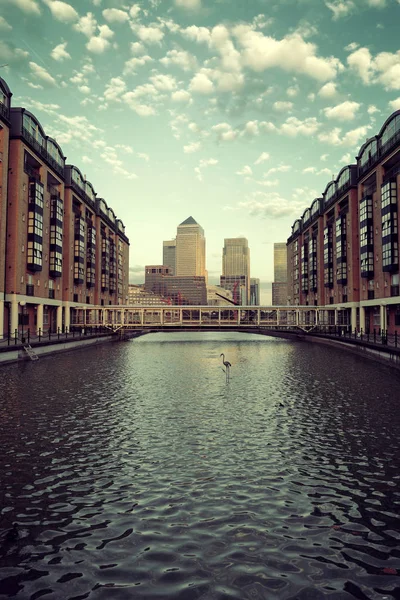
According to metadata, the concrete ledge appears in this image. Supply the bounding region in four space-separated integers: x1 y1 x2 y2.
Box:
302 334 400 370
0 335 115 365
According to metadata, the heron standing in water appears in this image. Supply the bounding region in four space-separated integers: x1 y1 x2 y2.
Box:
220 353 231 382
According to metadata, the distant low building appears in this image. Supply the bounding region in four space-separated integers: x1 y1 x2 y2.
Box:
207 285 234 306
250 278 260 305
128 284 166 305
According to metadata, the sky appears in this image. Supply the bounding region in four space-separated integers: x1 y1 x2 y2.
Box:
1 0 400 300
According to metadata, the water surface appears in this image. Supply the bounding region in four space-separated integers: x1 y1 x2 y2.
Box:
0 332 399 599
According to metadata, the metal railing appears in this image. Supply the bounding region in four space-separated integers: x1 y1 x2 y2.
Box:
0 326 113 349
312 326 399 349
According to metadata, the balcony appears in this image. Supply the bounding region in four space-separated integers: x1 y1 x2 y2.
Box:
0 101 10 121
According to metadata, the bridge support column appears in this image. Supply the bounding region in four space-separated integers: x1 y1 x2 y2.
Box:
359 306 365 332
56 305 63 332
10 295 18 338
276 310 280 326
380 304 387 332
64 302 70 332
36 303 43 335
334 309 338 326
351 306 357 331
256 309 260 326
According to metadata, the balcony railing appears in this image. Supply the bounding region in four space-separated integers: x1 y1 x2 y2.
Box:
381 129 400 157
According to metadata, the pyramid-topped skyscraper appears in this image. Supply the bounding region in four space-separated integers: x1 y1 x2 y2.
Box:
176 216 206 277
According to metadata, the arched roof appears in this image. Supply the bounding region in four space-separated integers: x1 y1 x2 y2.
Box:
356 135 378 161
47 136 66 160
0 76 12 98
378 110 400 138
323 180 336 195
22 109 46 138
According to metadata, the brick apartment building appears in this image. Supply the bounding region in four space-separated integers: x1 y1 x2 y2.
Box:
0 76 129 339
287 111 400 334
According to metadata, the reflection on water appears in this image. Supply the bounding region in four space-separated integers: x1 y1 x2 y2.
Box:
0 332 399 600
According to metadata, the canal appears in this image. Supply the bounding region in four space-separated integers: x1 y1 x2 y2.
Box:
0 332 399 600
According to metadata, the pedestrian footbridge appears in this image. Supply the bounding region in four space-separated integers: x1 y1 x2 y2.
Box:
72 305 339 334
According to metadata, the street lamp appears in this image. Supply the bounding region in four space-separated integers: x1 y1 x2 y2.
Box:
20 301 26 343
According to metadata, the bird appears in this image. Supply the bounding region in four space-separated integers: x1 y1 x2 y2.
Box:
220 353 231 381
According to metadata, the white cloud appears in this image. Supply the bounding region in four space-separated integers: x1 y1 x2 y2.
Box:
171 89 192 102
0 41 28 63
149 73 177 91
181 25 210 44
236 165 253 176
51 42 71 61
320 154 329 161
195 157 218 181
273 100 293 112
339 152 351 163
82 155 93 164
367 105 379 114
3 0 40 14
137 152 149 161
29 61 57 86
389 97 400 111
175 0 201 9
131 42 145 55
280 117 320 137
286 85 299 97
325 1 355 20
318 82 337 98
237 192 306 219
102 8 129 23
78 84 90 94
0 16 12 30
184 141 201 153
160 49 197 71
104 76 126 102
367 0 386 7
264 165 290 177
74 12 97 38
347 47 400 91
212 122 237 141
189 72 214 94
87 24 114 54
323 100 360 121
43 1 78 22
255 152 270 165
347 47 374 84
100 146 137 180
135 25 164 44
318 124 370 147
233 29 343 82
124 55 153 75
129 4 141 19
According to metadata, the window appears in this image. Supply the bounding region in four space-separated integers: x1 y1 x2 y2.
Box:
71 167 84 189
337 167 350 189
359 139 378 168
47 139 64 168
23 114 45 148
381 115 400 152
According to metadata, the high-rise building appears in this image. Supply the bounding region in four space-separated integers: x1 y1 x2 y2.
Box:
250 278 260 305
175 217 205 277
272 243 288 305
163 239 176 275
220 238 250 304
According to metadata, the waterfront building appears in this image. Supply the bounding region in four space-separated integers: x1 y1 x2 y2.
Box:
0 76 129 339
250 278 260 306
175 217 206 277
145 265 206 305
145 265 172 297
163 239 176 275
128 284 166 305
220 238 250 304
287 110 400 334
0 78 11 338
272 243 288 306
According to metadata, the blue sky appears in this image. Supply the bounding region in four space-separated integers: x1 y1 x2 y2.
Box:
1 0 400 298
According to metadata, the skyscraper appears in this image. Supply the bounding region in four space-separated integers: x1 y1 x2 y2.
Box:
272 243 288 305
175 217 206 277
220 238 250 304
250 278 260 305
163 239 176 275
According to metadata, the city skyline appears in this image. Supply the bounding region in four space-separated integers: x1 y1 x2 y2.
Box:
1 0 399 292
